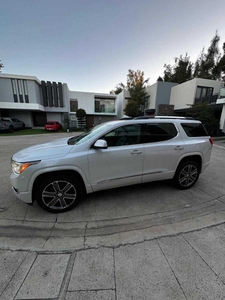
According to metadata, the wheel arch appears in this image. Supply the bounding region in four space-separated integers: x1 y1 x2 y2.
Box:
32 170 86 203
176 155 202 173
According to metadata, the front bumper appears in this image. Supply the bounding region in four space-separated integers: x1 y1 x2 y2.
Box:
11 186 32 203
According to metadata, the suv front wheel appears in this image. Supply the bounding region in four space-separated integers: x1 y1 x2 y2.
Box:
36 175 82 213
174 161 200 189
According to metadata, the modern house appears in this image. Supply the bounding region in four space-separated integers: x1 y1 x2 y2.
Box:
145 81 179 115
0 73 117 128
0 73 224 133
170 78 224 131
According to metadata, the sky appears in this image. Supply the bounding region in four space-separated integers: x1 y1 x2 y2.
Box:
1 0 225 93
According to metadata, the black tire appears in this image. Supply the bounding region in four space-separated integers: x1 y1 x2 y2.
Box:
36 175 82 213
173 161 200 189
8 125 14 133
22 123 25 129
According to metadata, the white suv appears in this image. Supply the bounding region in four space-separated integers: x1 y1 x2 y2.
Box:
10 117 213 213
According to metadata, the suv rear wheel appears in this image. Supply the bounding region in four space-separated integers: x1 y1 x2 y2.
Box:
36 175 82 213
174 161 200 189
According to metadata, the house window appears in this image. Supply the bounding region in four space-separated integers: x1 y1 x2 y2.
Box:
220 87 225 99
195 86 213 104
11 79 29 103
70 100 78 112
94 97 116 113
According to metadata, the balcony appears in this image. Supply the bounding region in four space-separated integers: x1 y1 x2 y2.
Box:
194 93 218 104
94 97 116 114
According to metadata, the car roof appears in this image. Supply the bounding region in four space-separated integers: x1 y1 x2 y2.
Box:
106 117 201 127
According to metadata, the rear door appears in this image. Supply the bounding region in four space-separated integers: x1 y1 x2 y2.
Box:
141 122 186 182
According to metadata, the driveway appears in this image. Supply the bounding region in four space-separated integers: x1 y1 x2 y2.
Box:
0 134 225 300
0 134 224 251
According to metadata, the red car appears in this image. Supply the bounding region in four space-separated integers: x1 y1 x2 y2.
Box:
45 121 62 131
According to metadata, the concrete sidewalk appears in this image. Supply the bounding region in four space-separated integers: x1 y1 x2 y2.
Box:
1 223 225 300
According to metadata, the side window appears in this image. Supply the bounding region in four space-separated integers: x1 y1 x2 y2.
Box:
142 123 177 143
101 125 141 147
181 123 208 137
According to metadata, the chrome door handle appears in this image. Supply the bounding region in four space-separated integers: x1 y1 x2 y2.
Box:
174 146 184 150
131 150 143 155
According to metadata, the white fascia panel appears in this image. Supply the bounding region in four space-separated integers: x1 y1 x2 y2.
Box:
0 102 45 111
0 73 41 85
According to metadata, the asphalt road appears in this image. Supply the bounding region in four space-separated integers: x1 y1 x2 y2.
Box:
0 134 225 300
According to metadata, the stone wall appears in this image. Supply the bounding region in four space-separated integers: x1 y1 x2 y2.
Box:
157 104 174 116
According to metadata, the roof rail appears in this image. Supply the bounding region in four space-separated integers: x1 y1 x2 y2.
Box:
154 116 193 120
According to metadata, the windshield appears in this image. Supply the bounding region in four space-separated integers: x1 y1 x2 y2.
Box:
67 123 112 145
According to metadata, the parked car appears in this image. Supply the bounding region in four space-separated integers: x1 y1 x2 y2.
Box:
45 121 62 131
10 117 213 213
0 117 25 133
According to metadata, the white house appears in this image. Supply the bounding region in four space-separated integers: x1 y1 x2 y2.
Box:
170 78 221 110
0 73 118 128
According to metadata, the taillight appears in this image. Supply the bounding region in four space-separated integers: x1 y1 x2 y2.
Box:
209 137 214 145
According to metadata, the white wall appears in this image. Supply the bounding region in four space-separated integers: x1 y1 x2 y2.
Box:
46 112 63 123
69 90 117 116
170 79 197 109
146 83 157 109
217 98 225 130
170 78 222 110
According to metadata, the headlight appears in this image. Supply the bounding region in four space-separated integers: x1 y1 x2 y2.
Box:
11 160 40 174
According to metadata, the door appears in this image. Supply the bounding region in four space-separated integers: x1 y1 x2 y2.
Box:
141 122 186 182
88 124 144 191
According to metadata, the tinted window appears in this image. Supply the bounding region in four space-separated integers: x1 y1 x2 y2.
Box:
101 125 141 147
181 123 208 137
142 123 177 143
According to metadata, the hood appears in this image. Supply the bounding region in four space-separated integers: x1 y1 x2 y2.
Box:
12 137 73 162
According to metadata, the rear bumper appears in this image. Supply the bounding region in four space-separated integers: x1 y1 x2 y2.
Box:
201 161 210 173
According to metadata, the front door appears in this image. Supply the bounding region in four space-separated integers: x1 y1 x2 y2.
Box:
88 124 143 191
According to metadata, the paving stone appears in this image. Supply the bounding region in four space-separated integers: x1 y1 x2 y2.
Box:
158 235 225 300
0 252 37 300
0 250 27 296
184 226 225 282
68 248 114 291
66 290 116 300
16 253 70 299
114 240 186 300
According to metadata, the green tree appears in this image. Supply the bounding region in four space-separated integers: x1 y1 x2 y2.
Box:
194 32 221 79
163 54 193 83
0 60 4 72
216 42 225 81
76 108 86 118
124 69 149 117
186 102 219 135
110 82 125 94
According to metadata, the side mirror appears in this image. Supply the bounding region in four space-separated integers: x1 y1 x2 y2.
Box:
93 139 108 149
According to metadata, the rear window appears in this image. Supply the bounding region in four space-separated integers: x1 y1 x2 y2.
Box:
46 122 55 125
181 123 208 137
142 123 177 143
